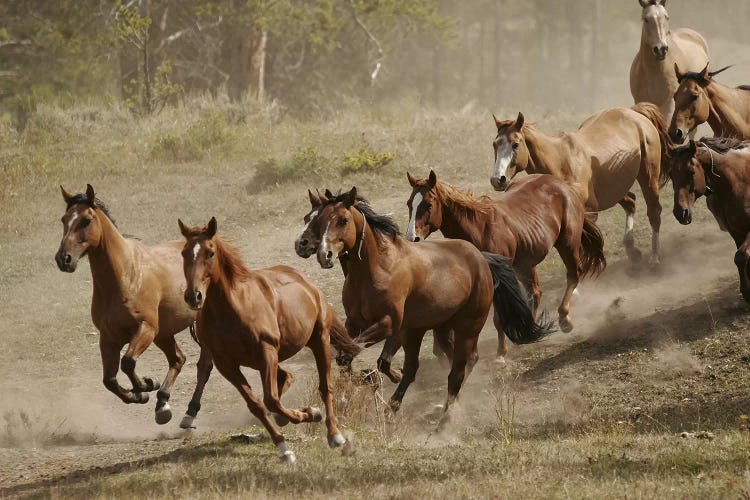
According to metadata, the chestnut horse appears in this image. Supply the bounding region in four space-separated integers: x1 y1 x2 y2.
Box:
490 103 672 266
55 185 196 425
406 171 605 337
630 0 709 120
670 64 750 143
303 188 554 418
179 217 359 463
668 138 750 301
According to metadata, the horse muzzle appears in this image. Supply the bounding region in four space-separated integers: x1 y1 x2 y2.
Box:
55 250 78 273
673 207 692 225
317 249 335 269
670 127 687 144
490 175 509 192
294 238 316 258
652 44 668 60
184 289 204 310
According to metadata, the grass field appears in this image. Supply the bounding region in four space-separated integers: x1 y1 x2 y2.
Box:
2 97 750 499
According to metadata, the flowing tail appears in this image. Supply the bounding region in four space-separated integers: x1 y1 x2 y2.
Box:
579 217 607 279
632 102 675 185
329 314 363 366
483 252 555 344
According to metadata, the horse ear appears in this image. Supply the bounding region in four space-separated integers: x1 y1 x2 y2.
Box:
178 219 190 238
324 188 334 199
427 170 437 189
308 189 321 207
514 112 525 131
206 217 217 238
639 0 649 8
700 63 710 81
492 113 501 129
85 184 96 204
60 185 74 204
674 63 685 82
345 187 357 207
407 171 417 187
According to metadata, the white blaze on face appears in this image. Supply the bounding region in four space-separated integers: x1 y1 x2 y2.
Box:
406 192 423 241
66 210 79 232
192 243 200 261
303 210 318 232
318 219 333 258
493 136 514 181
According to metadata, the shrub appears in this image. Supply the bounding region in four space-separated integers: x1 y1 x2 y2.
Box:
340 147 396 174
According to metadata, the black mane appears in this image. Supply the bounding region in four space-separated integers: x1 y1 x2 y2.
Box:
66 193 117 227
678 65 733 84
699 136 750 154
326 192 401 241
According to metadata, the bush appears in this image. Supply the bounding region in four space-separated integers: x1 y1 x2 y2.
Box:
340 147 396 174
250 146 332 192
150 111 232 163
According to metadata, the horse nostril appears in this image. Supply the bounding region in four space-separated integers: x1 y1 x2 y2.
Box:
300 239 308 246
195 291 202 303
64 254 72 265
414 237 421 242
499 176 506 184
184 290 190 303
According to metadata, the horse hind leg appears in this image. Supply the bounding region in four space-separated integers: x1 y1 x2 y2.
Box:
619 191 642 264
152 335 186 425
637 165 663 266
309 324 345 448
554 241 581 333
180 347 213 429
734 233 750 302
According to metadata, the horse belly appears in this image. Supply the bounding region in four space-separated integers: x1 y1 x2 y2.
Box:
590 149 641 210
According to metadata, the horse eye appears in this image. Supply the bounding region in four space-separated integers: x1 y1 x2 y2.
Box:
512 142 519 150
424 202 432 209
79 218 92 228
338 218 348 227
206 250 215 258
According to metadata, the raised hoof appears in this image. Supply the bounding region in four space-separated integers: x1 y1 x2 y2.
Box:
179 414 196 429
134 392 150 404
279 451 297 464
386 369 403 384
143 377 161 392
308 407 323 423
559 317 573 333
155 403 172 425
389 399 401 413
273 413 290 427
328 433 346 448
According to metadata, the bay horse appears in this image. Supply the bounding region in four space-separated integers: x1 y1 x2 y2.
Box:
670 64 750 143
630 0 709 120
668 138 750 301
303 188 554 419
55 185 197 425
295 189 415 382
406 170 605 338
179 217 359 463
490 103 672 266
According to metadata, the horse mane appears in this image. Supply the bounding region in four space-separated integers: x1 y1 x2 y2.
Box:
65 193 117 227
213 237 253 286
678 65 733 85
434 180 494 221
698 136 750 154
737 85 750 92
326 192 401 241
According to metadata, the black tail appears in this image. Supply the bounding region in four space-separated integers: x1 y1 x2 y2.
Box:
579 217 607 279
329 314 363 366
483 252 555 344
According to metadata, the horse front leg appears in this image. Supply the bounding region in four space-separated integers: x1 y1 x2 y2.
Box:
152 335 186 425
734 232 750 302
99 336 148 404
389 328 426 412
180 347 213 429
377 336 403 383
619 191 642 264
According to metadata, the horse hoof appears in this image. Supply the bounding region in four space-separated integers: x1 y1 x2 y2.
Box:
328 433 346 448
273 413 290 427
389 399 401 413
559 317 573 333
308 407 323 422
387 369 403 384
155 403 172 425
135 392 150 404
179 414 196 429
279 451 297 465
494 356 507 365
143 377 161 392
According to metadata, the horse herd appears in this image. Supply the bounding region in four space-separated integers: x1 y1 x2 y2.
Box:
53 0 750 464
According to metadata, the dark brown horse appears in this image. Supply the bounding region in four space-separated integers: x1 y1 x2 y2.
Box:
668 138 750 301
179 217 359 463
406 171 605 339
301 188 554 419
670 64 750 143
55 185 197 425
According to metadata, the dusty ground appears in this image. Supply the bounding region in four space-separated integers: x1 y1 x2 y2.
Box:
2 104 750 498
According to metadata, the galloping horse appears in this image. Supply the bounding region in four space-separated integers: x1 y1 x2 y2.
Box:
630 0 709 120
670 64 750 143
55 185 196 425
296 189 418 381
303 188 554 418
668 138 750 301
490 103 672 266
406 171 605 336
179 217 358 463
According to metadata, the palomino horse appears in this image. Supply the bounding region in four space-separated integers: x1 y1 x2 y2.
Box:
55 185 196 425
490 103 672 266
406 170 606 338
296 189 423 381
670 64 750 143
304 188 554 418
179 217 359 463
668 138 750 301
630 0 709 120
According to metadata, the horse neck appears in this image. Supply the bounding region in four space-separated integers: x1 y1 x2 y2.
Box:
523 126 566 178
204 245 252 317
346 209 394 280
705 82 750 137
87 214 136 296
437 193 490 246
698 147 732 197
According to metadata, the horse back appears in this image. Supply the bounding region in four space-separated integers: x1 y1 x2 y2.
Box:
671 28 709 66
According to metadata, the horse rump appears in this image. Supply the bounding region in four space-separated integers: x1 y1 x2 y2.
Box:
482 252 556 344
579 217 607 279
